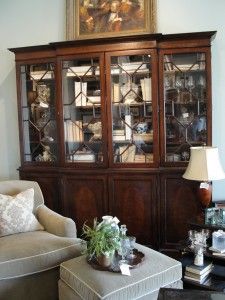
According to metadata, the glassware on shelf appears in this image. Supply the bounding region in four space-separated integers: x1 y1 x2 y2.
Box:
197 75 206 88
174 76 183 102
164 76 172 89
186 75 194 102
186 75 194 90
196 75 206 100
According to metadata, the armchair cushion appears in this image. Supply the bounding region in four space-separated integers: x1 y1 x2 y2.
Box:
0 188 44 237
0 231 84 280
36 205 77 238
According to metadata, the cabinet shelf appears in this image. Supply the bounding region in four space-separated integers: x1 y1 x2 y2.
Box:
113 140 153 145
26 78 54 82
166 141 205 146
165 100 206 106
29 141 57 144
164 69 205 75
71 141 102 145
66 73 100 79
74 104 101 109
111 70 151 76
189 220 225 231
112 101 152 107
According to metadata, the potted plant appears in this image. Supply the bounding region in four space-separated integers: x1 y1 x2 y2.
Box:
82 217 120 267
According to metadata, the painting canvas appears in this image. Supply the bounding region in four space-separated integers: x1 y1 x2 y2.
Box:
66 0 156 40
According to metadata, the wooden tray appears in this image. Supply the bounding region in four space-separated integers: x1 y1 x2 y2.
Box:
87 249 145 273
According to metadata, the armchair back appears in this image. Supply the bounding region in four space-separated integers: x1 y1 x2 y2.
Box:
0 180 44 213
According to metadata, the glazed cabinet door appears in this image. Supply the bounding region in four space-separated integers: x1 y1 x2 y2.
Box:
105 49 159 167
18 61 58 164
109 174 158 248
62 175 107 236
159 48 212 165
159 172 200 256
61 53 107 167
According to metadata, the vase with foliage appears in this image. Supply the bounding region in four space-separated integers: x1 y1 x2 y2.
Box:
82 217 120 267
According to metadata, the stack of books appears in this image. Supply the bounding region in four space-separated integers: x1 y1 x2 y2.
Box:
113 129 125 142
64 120 83 143
74 82 87 106
140 77 152 102
72 151 95 162
67 66 93 77
174 64 199 71
184 260 213 284
134 153 153 163
30 70 53 80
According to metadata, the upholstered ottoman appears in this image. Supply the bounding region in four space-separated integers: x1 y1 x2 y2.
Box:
58 244 183 300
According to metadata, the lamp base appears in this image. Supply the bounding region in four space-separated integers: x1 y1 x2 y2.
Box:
197 181 212 209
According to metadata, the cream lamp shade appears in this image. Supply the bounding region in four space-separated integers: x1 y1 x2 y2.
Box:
183 146 225 181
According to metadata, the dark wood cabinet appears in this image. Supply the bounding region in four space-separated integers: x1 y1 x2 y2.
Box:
62 174 107 235
10 31 216 255
109 173 158 247
20 171 61 212
159 172 201 255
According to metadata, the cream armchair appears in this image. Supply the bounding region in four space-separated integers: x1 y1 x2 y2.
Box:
0 180 84 300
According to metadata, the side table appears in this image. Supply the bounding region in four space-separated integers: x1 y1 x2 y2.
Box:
181 253 225 292
158 288 225 299
179 219 225 292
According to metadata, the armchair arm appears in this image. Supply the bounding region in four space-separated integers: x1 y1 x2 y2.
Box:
36 205 77 238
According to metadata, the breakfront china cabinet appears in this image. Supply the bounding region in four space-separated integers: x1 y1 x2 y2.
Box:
10 31 216 256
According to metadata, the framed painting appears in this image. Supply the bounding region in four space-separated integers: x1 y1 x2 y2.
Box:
66 0 156 40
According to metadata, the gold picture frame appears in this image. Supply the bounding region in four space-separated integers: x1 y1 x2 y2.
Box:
66 0 156 40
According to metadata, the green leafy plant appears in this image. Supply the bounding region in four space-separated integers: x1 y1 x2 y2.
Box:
82 218 120 259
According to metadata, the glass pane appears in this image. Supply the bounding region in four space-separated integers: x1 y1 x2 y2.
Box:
20 63 57 162
62 57 103 163
110 54 153 164
164 52 207 162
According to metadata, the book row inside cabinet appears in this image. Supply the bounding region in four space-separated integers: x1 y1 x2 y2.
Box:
10 31 216 256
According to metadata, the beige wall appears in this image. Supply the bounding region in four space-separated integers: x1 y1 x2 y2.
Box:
0 0 225 199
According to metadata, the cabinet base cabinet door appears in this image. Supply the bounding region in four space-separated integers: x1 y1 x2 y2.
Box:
20 173 61 213
160 174 201 254
109 175 158 248
62 176 107 236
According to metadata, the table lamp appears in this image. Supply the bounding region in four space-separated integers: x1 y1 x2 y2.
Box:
183 146 225 209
